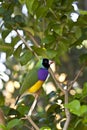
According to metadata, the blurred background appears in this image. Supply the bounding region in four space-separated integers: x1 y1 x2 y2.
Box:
0 0 87 130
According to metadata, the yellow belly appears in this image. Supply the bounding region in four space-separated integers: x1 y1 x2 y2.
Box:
28 80 44 93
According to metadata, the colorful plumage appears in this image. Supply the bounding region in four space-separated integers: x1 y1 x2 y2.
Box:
15 58 53 105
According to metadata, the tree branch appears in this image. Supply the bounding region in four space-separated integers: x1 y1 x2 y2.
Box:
49 68 65 93
63 64 85 130
25 30 41 48
21 116 40 130
68 64 85 91
24 124 34 130
63 90 70 130
15 30 39 60
26 116 40 130
28 94 38 116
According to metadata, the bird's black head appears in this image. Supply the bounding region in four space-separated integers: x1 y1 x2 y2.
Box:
42 58 50 69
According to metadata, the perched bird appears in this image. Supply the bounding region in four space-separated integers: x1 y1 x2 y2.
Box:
15 58 53 105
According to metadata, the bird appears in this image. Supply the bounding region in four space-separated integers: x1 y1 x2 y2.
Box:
15 58 53 105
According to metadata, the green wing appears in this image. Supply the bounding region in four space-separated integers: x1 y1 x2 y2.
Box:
19 60 42 95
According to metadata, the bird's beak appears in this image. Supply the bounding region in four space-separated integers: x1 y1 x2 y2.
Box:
49 60 54 65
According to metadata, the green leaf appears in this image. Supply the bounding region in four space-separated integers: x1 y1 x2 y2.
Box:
2 30 11 40
66 100 80 111
79 82 87 100
65 100 81 116
14 15 25 26
0 124 7 130
36 6 48 19
42 35 55 44
40 126 51 130
75 28 82 39
79 10 87 15
57 41 68 56
26 0 35 15
53 24 64 36
33 47 47 57
82 82 87 97
83 115 87 124
71 26 82 39
74 119 82 128
35 0 53 19
46 49 57 59
33 47 57 58
79 53 87 64
17 105 29 115
7 119 22 129
23 27 34 36
0 7 6 16
19 0 25 4
11 36 20 47
80 105 87 115
2 106 10 116
46 0 54 8
0 92 5 106
13 44 22 58
65 100 87 116
47 104 61 114
32 0 39 13
0 42 13 53
19 50 32 65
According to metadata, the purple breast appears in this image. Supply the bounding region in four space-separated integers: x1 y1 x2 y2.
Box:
38 68 49 81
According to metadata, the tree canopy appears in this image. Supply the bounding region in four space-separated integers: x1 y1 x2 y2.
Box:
0 0 87 130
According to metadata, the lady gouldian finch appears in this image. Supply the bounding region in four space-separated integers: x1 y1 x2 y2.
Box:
15 58 53 105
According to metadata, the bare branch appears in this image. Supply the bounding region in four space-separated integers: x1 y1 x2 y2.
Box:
25 31 41 48
24 124 34 130
28 94 38 116
63 90 70 130
21 116 39 130
49 68 65 93
15 30 39 60
26 116 40 130
68 64 85 91
63 64 85 130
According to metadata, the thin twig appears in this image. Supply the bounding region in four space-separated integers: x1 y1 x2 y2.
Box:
63 64 85 130
24 124 34 130
15 30 39 60
28 94 38 116
49 68 65 93
49 8 58 19
21 116 38 130
63 90 70 130
68 64 85 91
44 0 46 6
26 116 40 130
25 31 41 48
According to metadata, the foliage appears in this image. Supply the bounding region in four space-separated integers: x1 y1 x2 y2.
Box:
0 0 87 130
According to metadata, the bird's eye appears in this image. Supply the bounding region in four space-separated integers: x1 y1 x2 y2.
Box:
43 58 49 65
44 60 48 64
45 60 47 63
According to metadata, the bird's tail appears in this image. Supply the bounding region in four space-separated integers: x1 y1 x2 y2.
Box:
15 95 21 106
